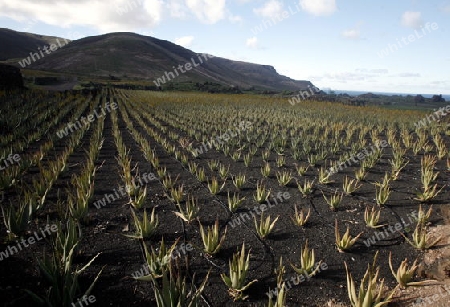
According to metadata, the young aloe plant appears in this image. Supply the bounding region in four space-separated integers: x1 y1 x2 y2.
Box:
156 166 167 179
290 240 322 277
291 205 311 227
188 161 198 174
162 174 178 190
221 243 258 301
26 227 103 307
345 262 396 307
134 239 178 280
402 223 441 250
218 163 230 180
195 167 207 183
276 170 292 186
414 184 444 202
130 186 147 209
1 201 32 240
243 152 252 167
207 159 220 171
364 206 384 229
388 252 437 289
322 191 343 211
207 177 226 195
173 196 200 223
276 155 286 167
199 219 227 256
127 207 158 239
342 176 361 195
227 191 245 213
267 283 287 307
335 220 363 253
151 264 209 307
318 167 333 184
254 212 279 239
254 181 271 203
293 163 309 176
297 179 314 197
274 257 286 289
232 173 246 190
261 162 271 178
354 166 367 181
415 204 433 225
169 185 184 204
375 183 391 206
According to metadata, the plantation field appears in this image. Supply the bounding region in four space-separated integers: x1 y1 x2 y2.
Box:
0 89 449 307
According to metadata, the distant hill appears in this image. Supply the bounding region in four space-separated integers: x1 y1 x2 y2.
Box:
1 29 315 92
0 28 67 61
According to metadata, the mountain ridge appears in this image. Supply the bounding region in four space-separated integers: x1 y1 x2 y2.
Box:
0 29 316 92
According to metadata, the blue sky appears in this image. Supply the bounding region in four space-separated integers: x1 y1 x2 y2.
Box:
1 0 449 94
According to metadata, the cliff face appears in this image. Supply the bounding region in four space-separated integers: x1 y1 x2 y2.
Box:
0 64 24 89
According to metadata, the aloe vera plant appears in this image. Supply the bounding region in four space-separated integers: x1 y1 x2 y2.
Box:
150 263 209 307
402 222 441 250
291 205 311 227
345 261 396 307
290 240 322 277
297 179 314 197
254 212 279 239
134 239 178 280
173 196 200 223
254 181 271 203
335 220 363 252
364 206 384 229
130 186 147 209
267 283 287 307
207 177 226 195
227 191 245 213
388 252 437 288
342 176 361 195
199 219 227 255
126 207 158 239
232 173 246 190
322 191 343 211
261 162 271 178
221 243 258 300
26 226 103 307
1 201 32 240
169 185 184 204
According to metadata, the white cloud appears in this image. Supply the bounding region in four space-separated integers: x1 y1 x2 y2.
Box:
253 0 283 19
313 69 390 83
175 35 194 47
167 0 188 18
186 0 226 24
229 14 243 24
342 29 360 40
299 0 336 16
325 72 365 81
430 80 447 85
0 0 243 33
246 36 259 49
397 73 421 77
143 0 164 24
401 11 423 29
0 0 164 32
356 69 388 74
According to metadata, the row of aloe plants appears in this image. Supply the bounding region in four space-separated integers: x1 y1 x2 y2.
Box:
1 95 99 240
